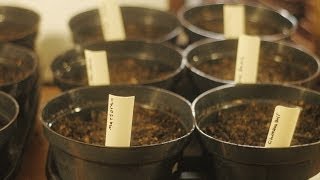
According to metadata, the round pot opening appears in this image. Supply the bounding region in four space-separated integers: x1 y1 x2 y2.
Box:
69 7 182 46
178 2 297 43
184 39 320 93
0 6 40 49
193 84 320 179
42 85 195 179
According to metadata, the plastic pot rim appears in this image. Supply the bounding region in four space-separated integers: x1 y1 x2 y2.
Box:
183 38 320 87
177 2 298 42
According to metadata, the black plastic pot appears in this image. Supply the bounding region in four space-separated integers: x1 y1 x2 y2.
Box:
41 85 195 180
0 43 39 179
178 2 297 44
193 84 320 179
0 91 19 180
0 91 18 149
184 39 320 97
51 40 184 91
0 6 40 49
69 6 183 46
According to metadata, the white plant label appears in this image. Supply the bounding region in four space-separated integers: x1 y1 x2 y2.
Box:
234 35 260 83
84 49 110 86
105 94 135 147
98 0 126 41
265 105 301 148
223 4 245 39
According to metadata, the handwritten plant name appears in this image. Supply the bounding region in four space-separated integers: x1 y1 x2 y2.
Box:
267 112 280 145
108 97 114 131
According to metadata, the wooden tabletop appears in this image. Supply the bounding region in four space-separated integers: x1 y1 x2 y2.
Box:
15 86 61 180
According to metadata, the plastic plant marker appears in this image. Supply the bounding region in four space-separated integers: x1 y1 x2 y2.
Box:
105 94 135 147
265 105 301 148
98 0 126 41
84 49 110 86
223 4 245 39
234 34 260 83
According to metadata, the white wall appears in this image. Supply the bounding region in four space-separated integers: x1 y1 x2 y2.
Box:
0 0 169 82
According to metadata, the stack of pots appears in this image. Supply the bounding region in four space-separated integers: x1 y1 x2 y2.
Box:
0 44 40 178
0 6 40 179
42 2 320 180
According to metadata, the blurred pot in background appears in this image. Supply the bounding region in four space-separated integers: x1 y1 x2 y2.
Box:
178 2 297 44
193 84 320 179
0 6 40 49
0 43 39 178
69 6 183 46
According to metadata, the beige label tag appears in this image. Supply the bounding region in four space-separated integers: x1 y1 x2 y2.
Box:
234 35 260 83
105 94 135 147
223 4 245 39
84 49 110 86
98 0 126 41
265 105 301 148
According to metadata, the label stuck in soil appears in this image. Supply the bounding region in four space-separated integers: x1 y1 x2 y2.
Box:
105 94 135 147
98 0 126 41
234 35 260 83
265 105 301 148
223 4 245 39
84 49 110 86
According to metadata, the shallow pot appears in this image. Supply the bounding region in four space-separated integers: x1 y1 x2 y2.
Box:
184 39 320 96
193 84 320 179
178 2 297 44
41 85 195 180
51 40 183 91
69 6 183 46
0 6 40 49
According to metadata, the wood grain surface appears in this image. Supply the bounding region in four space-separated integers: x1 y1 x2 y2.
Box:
15 86 61 180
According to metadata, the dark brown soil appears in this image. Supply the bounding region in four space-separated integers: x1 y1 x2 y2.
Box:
125 23 170 40
195 57 310 83
74 24 169 44
200 100 320 146
0 62 27 84
192 19 280 35
51 105 186 146
57 58 174 85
